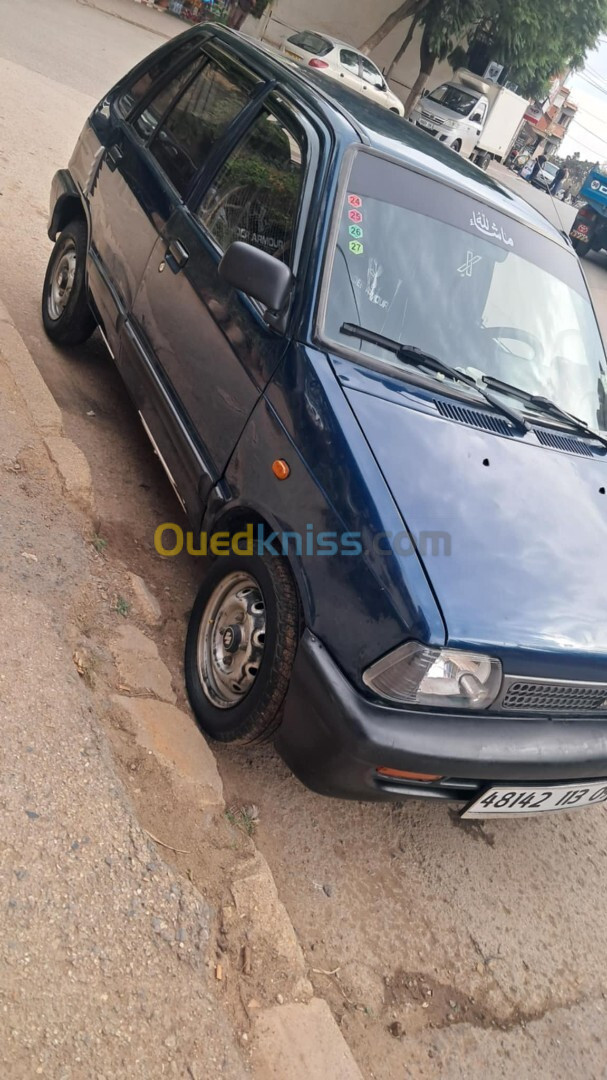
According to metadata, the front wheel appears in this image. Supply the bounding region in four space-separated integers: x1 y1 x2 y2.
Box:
185 550 299 744
452 140 462 154
42 219 96 346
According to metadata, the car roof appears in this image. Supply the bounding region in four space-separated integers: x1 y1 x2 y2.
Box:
205 27 569 250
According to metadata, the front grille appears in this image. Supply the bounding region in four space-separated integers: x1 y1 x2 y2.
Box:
500 679 607 714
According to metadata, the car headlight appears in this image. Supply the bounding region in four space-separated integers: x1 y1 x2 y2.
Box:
363 642 502 710
443 119 457 129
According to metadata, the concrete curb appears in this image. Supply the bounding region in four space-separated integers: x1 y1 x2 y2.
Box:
77 0 177 38
0 299 62 438
0 297 362 1078
0 300 95 513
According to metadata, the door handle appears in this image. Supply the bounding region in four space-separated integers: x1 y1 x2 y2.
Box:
106 144 124 171
165 238 189 273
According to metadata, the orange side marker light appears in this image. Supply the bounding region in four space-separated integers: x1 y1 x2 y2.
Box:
272 459 290 480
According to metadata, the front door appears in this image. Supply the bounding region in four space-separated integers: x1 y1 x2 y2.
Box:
131 90 311 518
338 49 366 94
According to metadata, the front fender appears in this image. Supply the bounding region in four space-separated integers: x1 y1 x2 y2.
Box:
208 349 445 688
47 170 85 241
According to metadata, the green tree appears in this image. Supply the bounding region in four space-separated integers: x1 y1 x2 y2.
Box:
362 0 607 106
400 0 482 116
361 0 431 56
470 0 607 98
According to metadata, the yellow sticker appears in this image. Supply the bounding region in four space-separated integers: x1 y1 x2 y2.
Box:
349 240 364 255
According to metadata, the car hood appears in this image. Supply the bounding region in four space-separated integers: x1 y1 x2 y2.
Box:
341 369 607 675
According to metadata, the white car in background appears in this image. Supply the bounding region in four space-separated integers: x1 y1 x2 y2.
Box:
280 30 405 116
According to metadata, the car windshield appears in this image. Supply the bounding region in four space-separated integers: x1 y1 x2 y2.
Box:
543 162 559 177
323 152 607 432
426 85 478 116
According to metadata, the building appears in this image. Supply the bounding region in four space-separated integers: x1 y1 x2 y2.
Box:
519 77 578 158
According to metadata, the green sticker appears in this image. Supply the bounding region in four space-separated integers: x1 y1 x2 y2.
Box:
349 240 364 255
348 224 363 240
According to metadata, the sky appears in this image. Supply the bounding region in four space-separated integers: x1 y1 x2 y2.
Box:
560 35 607 163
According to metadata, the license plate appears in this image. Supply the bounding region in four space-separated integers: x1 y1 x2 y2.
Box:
462 779 607 818
571 227 589 240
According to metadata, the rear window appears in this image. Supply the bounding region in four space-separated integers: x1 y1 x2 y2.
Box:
117 38 199 118
287 31 332 56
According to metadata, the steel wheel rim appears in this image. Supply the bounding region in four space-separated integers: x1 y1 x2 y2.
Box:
48 240 77 320
197 572 266 709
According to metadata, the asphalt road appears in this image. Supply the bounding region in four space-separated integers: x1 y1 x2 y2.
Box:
3 3 607 1076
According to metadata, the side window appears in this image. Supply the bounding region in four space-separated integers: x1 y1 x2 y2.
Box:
150 60 254 196
118 40 199 118
340 50 361 76
132 56 201 141
197 108 305 266
360 57 385 90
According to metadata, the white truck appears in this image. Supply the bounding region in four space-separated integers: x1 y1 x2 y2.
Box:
410 70 529 168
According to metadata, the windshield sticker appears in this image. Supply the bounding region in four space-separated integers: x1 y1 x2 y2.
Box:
349 240 364 255
349 224 363 239
348 209 363 224
458 250 482 277
367 258 383 302
470 209 514 247
348 194 363 208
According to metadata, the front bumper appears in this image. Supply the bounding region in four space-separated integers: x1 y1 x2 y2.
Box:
276 630 607 802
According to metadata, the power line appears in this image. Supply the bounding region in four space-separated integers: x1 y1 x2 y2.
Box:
578 71 607 95
569 118 607 147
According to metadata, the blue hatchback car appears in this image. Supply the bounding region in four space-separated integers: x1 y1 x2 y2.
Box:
43 27 607 816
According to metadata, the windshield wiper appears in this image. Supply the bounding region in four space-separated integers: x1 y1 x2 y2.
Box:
340 323 529 433
478 374 607 450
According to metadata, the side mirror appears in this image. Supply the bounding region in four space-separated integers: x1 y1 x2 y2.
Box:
471 111 483 123
218 242 294 321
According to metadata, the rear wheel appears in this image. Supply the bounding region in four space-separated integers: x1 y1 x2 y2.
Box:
42 219 95 346
185 550 299 744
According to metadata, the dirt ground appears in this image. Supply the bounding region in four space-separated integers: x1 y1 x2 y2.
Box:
3 2 607 1076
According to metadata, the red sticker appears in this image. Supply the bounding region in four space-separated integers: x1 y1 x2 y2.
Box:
348 209 363 223
348 194 362 208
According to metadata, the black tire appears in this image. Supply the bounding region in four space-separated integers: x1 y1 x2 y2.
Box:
452 140 462 154
185 550 299 744
42 219 96 346
571 238 590 258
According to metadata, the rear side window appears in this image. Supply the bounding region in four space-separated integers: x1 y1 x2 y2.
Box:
197 108 306 266
339 49 360 75
287 31 332 56
150 60 255 196
117 38 198 118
